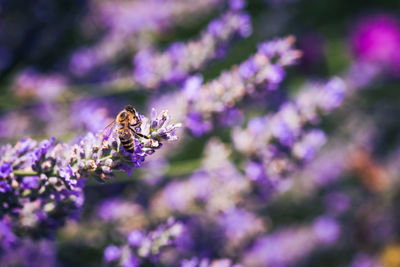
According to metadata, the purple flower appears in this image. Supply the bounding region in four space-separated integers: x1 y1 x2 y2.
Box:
104 245 121 262
0 108 180 242
13 69 66 101
0 162 12 178
104 219 184 265
245 161 265 181
265 65 285 90
218 208 264 246
292 129 327 161
121 254 140 267
350 253 381 267
0 181 12 193
183 75 203 101
133 10 252 88
237 13 252 37
181 258 199 267
325 192 350 214
232 77 347 188
229 0 245 11
319 77 347 112
21 176 39 189
350 14 400 75
69 48 97 76
257 36 301 65
208 18 224 37
312 216 340 245
59 164 77 186
243 219 340 267
239 59 259 79
248 117 268 135
186 36 301 135
0 239 57 267
0 220 17 250
271 115 297 146
128 230 145 247
16 138 37 154
28 137 55 164
186 113 212 137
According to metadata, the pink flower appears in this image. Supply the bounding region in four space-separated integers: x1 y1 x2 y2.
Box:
350 14 400 76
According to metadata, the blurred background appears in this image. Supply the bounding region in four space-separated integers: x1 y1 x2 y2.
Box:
1 0 400 266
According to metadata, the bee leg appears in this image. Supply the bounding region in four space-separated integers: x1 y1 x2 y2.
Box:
134 132 150 139
130 121 142 128
129 126 150 139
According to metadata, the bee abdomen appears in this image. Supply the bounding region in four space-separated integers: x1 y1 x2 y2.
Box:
119 134 135 153
123 144 135 153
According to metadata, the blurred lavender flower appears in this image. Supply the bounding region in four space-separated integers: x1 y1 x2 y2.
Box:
0 112 32 141
184 36 301 135
96 198 147 234
233 77 347 188
312 216 341 245
181 257 242 267
350 14 400 76
217 208 265 250
133 6 252 88
0 98 116 142
350 253 382 267
0 109 180 241
12 68 66 102
104 245 122 262
104 218 184 266
0 219 17 251
70 0 224 76
0 239 57 267
97 198 143 223
324 191 351 215
242 217 340 267
70 98 115 134
0 103 75 142
151 139 250 217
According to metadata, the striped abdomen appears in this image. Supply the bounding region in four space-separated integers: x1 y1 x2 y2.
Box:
118 128 135 153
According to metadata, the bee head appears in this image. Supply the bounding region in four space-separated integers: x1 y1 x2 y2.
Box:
125 105 137 115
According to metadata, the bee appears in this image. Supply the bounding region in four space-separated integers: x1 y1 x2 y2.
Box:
103 105 149 153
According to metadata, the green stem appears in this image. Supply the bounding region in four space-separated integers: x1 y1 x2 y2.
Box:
13 170 39 176
165 159 202 177
13 170 58 177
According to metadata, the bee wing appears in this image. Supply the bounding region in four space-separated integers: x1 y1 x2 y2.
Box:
101 120 117 140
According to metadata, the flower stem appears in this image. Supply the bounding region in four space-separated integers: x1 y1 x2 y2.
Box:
13 170 39 176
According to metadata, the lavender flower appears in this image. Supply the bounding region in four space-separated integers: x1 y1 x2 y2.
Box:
151 139 250 217
181 257 242 267
232 77 347 187
0 103 72 142
104 245 122 262
184 36 301 135
217 208 265 249
0 109 180 241
70 98 115 134
104 218 184 265
133 7 252 88
12 68 66 102
97 198 145 224
69 0 224 76
0 239 57 267
242 217 341 267
0 219 17 250
350 253 382 267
